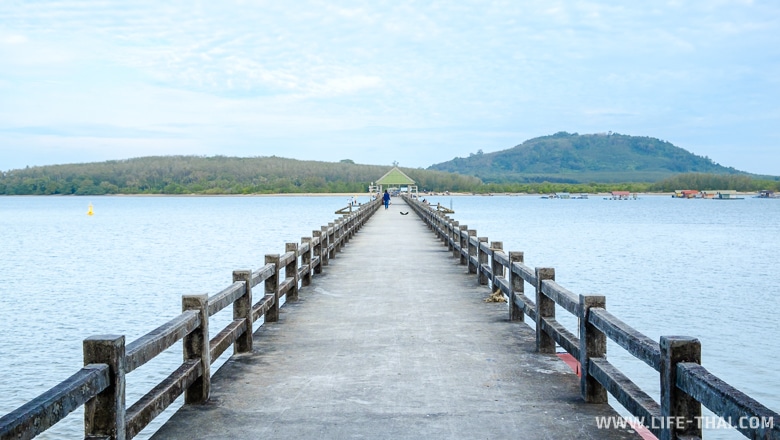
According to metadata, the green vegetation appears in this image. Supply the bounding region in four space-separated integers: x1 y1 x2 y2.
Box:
429 131 747 183
468 173 780 195
2 133 778 196
0 155 482 195
649 173 780 192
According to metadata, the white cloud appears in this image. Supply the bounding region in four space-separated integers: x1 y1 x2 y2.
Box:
1 34 28 44
0 0 779 173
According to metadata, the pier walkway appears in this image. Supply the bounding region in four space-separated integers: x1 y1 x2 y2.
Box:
152 199 638 440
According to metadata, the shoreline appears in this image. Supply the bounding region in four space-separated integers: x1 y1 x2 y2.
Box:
1 191 763 197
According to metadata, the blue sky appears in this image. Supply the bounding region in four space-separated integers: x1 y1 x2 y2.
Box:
1 1 779 175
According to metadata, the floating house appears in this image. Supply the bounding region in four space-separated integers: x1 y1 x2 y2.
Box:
714 190 743 200
609 191 632 200
673 190 700 199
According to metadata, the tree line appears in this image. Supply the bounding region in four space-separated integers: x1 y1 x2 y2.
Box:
0 156 482 195
1 155 777 196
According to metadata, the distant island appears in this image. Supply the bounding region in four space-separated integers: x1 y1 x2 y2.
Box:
428 131 749 183
1 133 778 195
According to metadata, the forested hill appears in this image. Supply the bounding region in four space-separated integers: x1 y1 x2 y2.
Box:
0 156 481 195
428 132 746 183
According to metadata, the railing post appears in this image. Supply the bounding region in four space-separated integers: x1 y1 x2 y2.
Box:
265 254 281 322
477 237 489 284
334 220 342 254
579 294 607 403
440 216 449 243
286 242 299 301
659 336 702 440
301 237 313 286
327 223 336 260
490 241 503 289
346 214 354 240
449 221 459 253
467 230 477 273
458 225 468 264
312 230 323 274
83 335 126 440
232 270 253 353
535 267 556 354
509 252 524 322
183 294 210 404
321 226 330 266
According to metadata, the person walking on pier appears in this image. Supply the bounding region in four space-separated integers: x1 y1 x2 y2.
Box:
383 190 390 209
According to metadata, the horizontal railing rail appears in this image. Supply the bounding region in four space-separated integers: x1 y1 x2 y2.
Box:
404 195 779 440
0 198 381 440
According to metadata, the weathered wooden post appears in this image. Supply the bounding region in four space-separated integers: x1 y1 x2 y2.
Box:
490 242 503 290
327 222 336 260
458 225 468 264
321 226 330 266
312 230 323 274
509 252 524 322
449 221 459 254
232 270 253 353
477 237 489 284
440 216 449 243
265 254 281 322
535 267 556 354
579 294 607 403
349 211 357 239
467 230 478 274
84 335 126 440
301 237 313 286
343 214 352 242
285 242 299 301
183 294 210 404
335 220 342 254
659 336 702 440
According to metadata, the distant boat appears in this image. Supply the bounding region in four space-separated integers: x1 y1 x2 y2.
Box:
756 190 779 199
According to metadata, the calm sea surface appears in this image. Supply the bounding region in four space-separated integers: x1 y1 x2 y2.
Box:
1 194 778 439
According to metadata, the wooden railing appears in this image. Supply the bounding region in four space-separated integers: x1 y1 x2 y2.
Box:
405 195 779 440
0 198 381 440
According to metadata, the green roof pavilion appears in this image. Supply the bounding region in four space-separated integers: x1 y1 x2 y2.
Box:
371 167 418 199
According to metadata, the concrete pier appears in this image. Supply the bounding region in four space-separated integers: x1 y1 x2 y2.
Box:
152 198 639 439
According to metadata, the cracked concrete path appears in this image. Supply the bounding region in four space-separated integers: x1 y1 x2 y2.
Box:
152 198 639 440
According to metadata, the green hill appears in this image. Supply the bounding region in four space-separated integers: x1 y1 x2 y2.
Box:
0 156 482 195
428 132 747 183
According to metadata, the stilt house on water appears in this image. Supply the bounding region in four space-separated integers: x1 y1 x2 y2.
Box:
608 191 636 200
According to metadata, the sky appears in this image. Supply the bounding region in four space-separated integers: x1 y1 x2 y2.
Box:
1 1 779 175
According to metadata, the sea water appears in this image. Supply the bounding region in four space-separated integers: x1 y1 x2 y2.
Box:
422 193 780 439
1 194 777 439
0 195 355 439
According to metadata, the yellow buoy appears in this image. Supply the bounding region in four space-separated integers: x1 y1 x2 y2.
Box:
87 203 94 216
